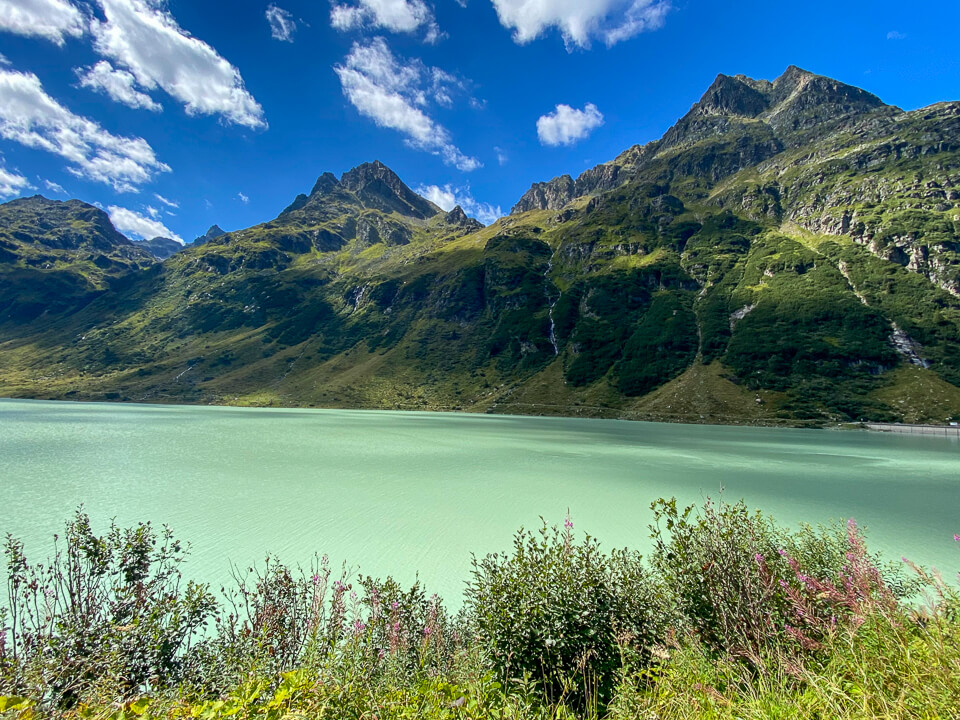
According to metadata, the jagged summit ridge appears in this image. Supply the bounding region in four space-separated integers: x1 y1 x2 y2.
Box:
282 161 441 221
511 66 893 215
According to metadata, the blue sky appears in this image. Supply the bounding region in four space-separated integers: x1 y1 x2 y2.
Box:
0 0 957 243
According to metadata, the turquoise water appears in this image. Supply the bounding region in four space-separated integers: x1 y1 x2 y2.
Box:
1 399 958 603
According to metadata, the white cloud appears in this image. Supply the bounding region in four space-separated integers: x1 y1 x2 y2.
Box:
237 191 249 204
43 178 66 194
0 164 31 198
494 145 507 165
266 4 297 41
153 192 178 208
0 54 10 66
490 0 670 48
887 30 906 40
0 0 86 46
108 205 183 243
0 69 170 192
537 103 603 146
416 183 503 225
331 0 440 41
89 0 265 128
335 38 479 171
145 204 159 218
77 60 162 111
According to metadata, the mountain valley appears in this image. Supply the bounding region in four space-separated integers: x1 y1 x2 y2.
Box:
2 66 959 426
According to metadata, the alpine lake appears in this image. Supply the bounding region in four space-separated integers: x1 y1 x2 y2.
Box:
1 399 958 604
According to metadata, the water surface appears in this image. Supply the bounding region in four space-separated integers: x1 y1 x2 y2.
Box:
1 399 958 602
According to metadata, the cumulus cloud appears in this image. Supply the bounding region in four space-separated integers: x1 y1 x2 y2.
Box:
43 178 67 194
416 183 503 225
89 0 265 128
266 4 297 41
153 192 178 208
0 68 170 192
77 60 162 111
334 38 480 171
237 191 249 204
0 164 31 198
108 205 183 243
490 0 670 48
331 0 440 42
0 0 86 46
537 103 603 146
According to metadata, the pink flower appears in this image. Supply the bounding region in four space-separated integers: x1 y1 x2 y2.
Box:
954 534 960 543
564 517 574 530
754 553 764 564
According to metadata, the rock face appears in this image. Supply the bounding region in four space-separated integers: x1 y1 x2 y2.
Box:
136 236 184 260
444 205 484 231
512 175 576 214
340 160 440 219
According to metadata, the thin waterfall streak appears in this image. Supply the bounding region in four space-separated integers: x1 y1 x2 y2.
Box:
545 248 561 356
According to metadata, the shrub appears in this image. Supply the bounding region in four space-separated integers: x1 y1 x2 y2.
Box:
199 556 462 693
465 516 667 711
1 511 216 709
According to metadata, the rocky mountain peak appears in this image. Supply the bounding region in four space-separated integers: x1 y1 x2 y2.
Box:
192 224 226 246
444 205 484 231
766 65 888 132
339 161 440 219
135 236 183 260
694 73 770 118
444 205 468 224
310 172 341 197
511 175 576 214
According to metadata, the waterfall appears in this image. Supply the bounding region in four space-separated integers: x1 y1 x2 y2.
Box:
545 248 561 356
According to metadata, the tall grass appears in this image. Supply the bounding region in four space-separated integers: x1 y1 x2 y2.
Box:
1 499 958 719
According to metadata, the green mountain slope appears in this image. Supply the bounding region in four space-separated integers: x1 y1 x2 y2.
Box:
1 68 959 425
0 196 156 324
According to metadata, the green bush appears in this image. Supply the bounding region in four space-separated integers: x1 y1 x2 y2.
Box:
1 511 216 708
465 518 667 710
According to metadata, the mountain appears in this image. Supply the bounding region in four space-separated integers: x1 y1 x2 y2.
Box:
0 196 155 323
192 225 226 246
135 236 184 260
1 68 959 425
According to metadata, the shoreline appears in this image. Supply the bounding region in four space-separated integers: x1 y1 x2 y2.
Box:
0 394 835 430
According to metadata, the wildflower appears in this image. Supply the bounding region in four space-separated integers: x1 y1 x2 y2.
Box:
954 534 960 542
754 553 764 564
778 548 788 557
311 574 320 584
423 626 432 636
350 590 357 601
354 620 365 635
391 601 399 610
564 516 574 530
